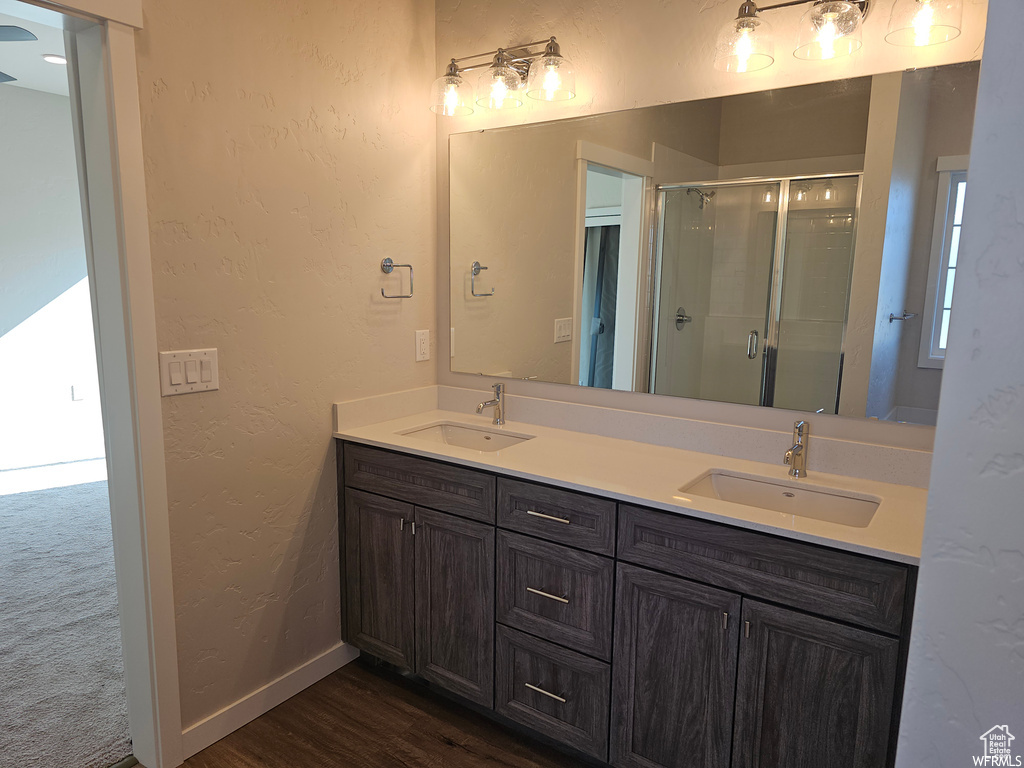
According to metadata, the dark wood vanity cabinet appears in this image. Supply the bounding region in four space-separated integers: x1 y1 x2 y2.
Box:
611 564 741 768
338 441 914 768
342 446 495 708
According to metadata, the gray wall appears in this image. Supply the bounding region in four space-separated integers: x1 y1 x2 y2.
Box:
0 86 86 337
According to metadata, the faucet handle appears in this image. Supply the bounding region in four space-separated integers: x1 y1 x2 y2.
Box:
793 420 807 440
493 382 503 396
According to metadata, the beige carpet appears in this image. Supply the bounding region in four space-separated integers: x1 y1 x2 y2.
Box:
0 480 132 768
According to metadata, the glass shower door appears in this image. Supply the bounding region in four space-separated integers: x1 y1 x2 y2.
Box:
769 176 860 413
653 182 780 405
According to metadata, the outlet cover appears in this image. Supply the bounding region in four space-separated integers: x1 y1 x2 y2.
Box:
554 318 573 343
160 348 219 396
415 330 430 362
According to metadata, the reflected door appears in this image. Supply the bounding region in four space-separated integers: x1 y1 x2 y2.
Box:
770 176 860 413
653 183 779 406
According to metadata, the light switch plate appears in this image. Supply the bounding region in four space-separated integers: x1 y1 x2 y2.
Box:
160 348 219 396
554 317 573 343
415 330 430 362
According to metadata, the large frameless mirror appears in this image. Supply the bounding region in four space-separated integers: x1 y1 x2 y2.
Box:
449 61 980 425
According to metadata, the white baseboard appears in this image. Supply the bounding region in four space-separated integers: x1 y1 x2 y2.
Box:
181 642 360 759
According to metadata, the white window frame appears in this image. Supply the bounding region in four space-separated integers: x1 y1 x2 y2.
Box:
919 155 969 369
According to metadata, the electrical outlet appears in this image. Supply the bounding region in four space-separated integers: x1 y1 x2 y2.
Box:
554 318 573 343
415 330 430 362
159 348 219 396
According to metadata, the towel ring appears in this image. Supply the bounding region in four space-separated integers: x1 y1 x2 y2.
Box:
471 261 494 297
381 258 413 299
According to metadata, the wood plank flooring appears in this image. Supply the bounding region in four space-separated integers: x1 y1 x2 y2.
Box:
184 660 592 767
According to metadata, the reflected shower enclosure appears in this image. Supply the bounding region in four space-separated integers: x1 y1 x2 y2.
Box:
652 175 861 414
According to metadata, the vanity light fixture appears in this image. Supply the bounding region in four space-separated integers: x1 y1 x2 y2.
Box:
886 0 962 46
716 0 962 73
430 36 576 116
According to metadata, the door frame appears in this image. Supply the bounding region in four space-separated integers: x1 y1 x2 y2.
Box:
13 1 183 766
571 141 655 390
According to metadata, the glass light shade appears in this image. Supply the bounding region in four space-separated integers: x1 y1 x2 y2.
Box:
476 64 523 109
714 14 775 73
794 1 864 60
526 54 576 101
429 72 473 116
886 0 962 46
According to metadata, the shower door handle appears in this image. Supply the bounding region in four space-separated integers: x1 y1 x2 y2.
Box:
747 330 759 360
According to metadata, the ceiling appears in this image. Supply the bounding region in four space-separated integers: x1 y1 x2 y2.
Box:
0 9 68 96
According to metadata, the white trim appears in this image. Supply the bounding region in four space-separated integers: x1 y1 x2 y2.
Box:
181 643 361 760
919 163 968 369
936 154 971 173
13 0 142 27
60 4 178 766
576 140 657 177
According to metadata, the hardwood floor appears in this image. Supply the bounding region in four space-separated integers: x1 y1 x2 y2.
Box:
184 660 592 767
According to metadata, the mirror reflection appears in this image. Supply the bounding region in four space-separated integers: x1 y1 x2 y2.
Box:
450 61 979 425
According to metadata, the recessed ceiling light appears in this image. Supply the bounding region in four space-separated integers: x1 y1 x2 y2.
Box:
42 54 67 65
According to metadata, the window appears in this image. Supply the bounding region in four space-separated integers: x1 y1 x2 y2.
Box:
919 158 969 368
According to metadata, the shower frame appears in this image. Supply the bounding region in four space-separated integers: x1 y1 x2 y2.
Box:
649 172 864 411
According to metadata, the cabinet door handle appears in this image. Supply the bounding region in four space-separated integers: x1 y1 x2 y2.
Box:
525 683 566 703
400 518 405 532
745 620 751 639
722 612 729 630
526 587 569 604
525 509 571 525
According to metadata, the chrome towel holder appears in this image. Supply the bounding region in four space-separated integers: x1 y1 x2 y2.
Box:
889 310 918 324
381 258 413 299
471 261 494 297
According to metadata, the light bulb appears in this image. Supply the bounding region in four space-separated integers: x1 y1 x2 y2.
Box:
817 12 839 59
763 186 775 204
735 27 755 73
541 65 562 99
913 1 935 46
823 180 835 201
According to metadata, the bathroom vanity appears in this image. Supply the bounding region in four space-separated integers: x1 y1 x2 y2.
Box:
335 411 922 768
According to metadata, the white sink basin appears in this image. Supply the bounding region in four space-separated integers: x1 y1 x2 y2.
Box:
399 421 535 453
680 470 880 528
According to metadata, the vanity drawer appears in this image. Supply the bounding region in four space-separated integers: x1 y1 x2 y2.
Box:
496 625 610 762
497 531 614 660
497 478 616 555
617 505 908 635
344 443 495 523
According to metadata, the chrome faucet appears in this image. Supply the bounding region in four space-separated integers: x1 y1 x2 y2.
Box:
784 420 808 478
476 383 505 426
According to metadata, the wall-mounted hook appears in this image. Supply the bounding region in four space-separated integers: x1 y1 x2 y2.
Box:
471 261 495 297
889 310 918 324
381 258 414 299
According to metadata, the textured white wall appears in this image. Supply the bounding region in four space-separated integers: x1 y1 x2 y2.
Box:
135 0 436 726
436 0 988 445
897 0 1024 761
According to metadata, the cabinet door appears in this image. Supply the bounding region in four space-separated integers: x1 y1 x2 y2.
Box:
611 563 741 768
415 507 495 707
344 489 415 669
732 600 899 768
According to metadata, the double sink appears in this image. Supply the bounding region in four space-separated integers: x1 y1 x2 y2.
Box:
397 420 880 529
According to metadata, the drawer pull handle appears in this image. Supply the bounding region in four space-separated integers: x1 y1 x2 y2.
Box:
525 683 566 703
525 510 571 525
526 587 569 604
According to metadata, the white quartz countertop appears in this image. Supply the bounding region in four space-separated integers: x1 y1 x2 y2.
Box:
334 409 927 565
